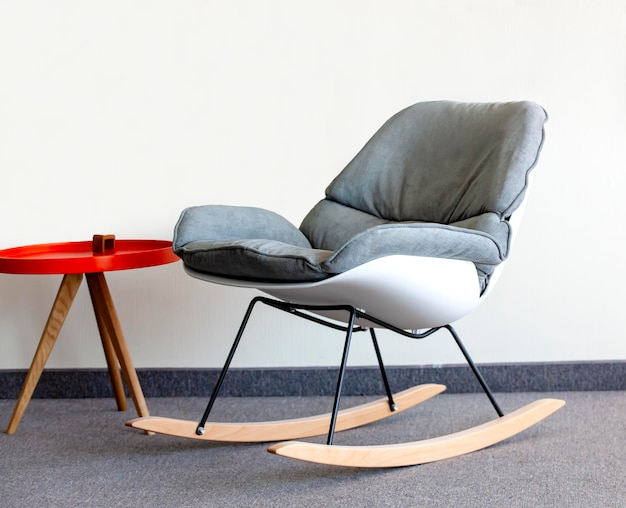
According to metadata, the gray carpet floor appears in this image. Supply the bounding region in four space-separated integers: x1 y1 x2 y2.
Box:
1 391 625 507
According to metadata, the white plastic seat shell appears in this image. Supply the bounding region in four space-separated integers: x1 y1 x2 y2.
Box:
184 254 481 330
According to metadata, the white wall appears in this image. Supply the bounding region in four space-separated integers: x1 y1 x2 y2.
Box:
1 0 625 370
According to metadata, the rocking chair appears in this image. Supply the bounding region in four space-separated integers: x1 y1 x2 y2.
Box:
127 100 564 467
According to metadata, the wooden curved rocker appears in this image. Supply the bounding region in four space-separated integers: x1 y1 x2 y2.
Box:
127 101 565 467
128 382 563 467
126 384 445 442
268 398 565 468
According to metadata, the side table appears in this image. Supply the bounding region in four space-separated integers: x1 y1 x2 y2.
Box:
0 235 179 434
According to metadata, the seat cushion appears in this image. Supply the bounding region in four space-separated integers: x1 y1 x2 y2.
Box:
302 199 509 289
174 203 504 290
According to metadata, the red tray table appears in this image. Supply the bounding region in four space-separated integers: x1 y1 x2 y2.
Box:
0 236 179 434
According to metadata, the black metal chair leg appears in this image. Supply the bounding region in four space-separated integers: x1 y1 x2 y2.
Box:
444 324 504 417
196 297 261 435
370 329 397 412
327 308 357 445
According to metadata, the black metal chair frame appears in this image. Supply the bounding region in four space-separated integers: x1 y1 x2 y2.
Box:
195 296 504 445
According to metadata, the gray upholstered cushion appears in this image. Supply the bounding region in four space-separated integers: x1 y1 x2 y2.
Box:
174 205 312 249
173 101 547 290
174 204 504 285
301 199 510 287
174 205 333 282
317 101 546 244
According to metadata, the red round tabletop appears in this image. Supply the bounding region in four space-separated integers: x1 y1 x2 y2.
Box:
0 240 179 275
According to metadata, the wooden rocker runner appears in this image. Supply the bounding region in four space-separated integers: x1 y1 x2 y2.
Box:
127 383 445 442
127 101 565 467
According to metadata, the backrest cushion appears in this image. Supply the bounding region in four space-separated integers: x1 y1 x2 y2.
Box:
324 101 547 225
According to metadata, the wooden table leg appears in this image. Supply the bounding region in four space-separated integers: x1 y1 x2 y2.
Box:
6 273 84 434
85 272 150 419
86 276 127 412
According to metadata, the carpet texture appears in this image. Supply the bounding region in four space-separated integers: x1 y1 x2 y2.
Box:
1 391 625 507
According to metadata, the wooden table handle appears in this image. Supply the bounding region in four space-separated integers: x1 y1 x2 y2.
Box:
92 234 116 253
